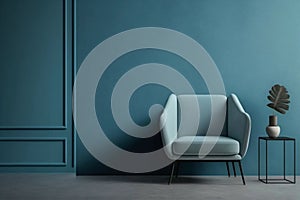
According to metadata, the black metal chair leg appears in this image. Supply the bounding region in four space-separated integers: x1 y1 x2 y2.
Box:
238 161 246 185
232 162 237 177
175 161 180 178
226 162 230 177
168 162 176 184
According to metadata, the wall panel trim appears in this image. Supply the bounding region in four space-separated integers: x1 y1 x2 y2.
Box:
72 0 77 168
0 137 67 166
0 0 68 130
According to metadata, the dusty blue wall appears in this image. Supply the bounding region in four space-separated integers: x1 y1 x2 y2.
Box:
76 0 300 175
0 0 74 172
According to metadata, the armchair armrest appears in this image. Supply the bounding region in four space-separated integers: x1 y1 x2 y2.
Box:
160 94 178 159
227 94 251 158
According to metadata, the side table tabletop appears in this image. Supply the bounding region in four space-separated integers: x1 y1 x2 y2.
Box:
258 136 296 184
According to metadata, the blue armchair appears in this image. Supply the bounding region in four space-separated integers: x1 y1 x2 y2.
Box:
160 94 251 184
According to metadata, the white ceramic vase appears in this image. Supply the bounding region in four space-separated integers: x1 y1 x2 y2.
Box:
266 125 280 138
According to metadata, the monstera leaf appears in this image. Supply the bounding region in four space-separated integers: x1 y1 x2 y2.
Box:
267 84 290 114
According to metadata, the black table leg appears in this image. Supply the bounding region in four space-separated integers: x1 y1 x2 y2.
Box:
284 140 286 180
266 140 268 183
258 138 260 180
294 140 296 184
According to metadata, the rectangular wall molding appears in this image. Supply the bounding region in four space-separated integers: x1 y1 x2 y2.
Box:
0 0 68 130
0 137 67 166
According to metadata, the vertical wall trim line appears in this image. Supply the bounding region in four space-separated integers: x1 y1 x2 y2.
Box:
72 0 77 168
63 0 68 128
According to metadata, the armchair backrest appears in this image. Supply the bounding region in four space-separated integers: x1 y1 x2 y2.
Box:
177 95 227 137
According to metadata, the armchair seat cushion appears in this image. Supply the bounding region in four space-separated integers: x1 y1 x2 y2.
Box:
172 136 240 156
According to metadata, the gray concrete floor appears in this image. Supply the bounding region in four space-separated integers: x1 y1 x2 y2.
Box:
0 174 299 200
